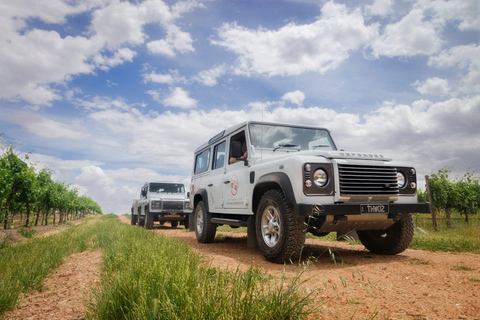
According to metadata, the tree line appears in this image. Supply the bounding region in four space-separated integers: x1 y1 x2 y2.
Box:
1 143 102 229
419 168 480 226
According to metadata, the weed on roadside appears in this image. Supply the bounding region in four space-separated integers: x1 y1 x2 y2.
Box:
453 265 475 271
17 228 36 238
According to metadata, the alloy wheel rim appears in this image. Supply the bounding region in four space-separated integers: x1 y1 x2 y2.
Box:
196 209 204 234
261 205 281 247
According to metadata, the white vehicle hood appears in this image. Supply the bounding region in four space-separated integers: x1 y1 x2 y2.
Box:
250 149 392 163
148 193 186 201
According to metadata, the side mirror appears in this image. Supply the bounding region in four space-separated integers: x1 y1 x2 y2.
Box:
187 192 190 198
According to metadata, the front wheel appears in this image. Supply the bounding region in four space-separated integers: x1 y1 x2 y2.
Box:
255 190 305 264
195 201 216 243
144 209 153 229
130 208 137 225
357 213 414 255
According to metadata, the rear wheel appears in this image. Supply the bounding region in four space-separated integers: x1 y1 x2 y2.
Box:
171 220 178 228
357 213 414 255
255 190 305 264
183 216 189 229
195 201 216 243
137 206 144 226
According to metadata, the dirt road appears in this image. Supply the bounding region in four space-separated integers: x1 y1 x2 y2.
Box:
6 216 480 319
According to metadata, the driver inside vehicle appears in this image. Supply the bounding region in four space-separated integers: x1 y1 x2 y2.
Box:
229 137 248 164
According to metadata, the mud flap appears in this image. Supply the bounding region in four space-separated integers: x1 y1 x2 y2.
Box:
247 216 257 248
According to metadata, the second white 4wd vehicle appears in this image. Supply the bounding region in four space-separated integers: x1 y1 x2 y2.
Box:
191 121 430 263
131 182 191 229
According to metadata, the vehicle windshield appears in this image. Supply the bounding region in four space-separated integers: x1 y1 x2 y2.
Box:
149 183 185 194
248 123 336 151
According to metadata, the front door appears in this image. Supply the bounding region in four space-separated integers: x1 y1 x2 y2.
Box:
223 130 249 210
223 162 248 209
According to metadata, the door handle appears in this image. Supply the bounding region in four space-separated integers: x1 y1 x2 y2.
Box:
223 180 230 184
207 183 213 187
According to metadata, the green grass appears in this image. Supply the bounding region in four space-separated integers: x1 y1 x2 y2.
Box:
1 215 317 319
17 228 36 238
0 216 98 314
216 225 247 233
452 265 475 271
411 216 480 253
87 215 316 320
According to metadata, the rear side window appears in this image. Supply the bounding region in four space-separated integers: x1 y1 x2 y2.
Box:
212 141 226 170
194 148 210 174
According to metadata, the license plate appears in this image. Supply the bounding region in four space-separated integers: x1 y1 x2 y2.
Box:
361 204 389 214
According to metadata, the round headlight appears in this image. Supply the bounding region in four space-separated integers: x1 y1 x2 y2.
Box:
397 172 406 188
313 169 328 187
304 164 312 172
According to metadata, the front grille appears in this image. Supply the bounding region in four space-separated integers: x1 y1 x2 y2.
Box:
162 201 184 211
338 164 398 196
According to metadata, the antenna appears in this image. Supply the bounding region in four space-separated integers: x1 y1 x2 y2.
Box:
261 103 264 163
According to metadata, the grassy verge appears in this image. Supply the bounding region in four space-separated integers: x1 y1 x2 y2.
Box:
1 215 316 319
0 218 97 314
88 215 315 319
411 215 480 253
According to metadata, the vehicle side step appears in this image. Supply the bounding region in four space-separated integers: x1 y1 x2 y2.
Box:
211 218 248 227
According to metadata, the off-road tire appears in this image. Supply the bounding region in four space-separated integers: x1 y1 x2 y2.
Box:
144 209 153 229
357 213 414 255
255 189 305 264
171 220 178 228
183 216 189 229
130 208 137 225
195 201 217 243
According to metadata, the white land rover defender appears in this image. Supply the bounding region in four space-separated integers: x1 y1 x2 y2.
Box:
131 182 192 229
190 121 430 263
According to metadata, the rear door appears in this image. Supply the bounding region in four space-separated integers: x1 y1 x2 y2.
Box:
209 140 227 210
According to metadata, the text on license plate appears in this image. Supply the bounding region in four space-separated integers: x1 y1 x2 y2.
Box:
361 204 389 214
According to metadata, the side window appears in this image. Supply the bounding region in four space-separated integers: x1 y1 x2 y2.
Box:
194 148 211 174
212 141 226 170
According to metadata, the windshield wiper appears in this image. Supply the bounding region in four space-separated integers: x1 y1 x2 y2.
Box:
273 144 299 152
312 145 330 149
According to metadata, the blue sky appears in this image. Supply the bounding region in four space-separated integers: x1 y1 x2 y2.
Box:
1 0 479 214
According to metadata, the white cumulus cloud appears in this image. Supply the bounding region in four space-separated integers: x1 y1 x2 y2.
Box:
413 78 451 96
281 90 306 106
6 111 90 140
428 44 480 94
212 2 377 76
162 87 198 109
369 7 444 58
194 65 228 86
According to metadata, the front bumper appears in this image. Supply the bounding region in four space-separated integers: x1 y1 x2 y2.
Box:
149 209 192 215
294 202 431 217
149 210 192 221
